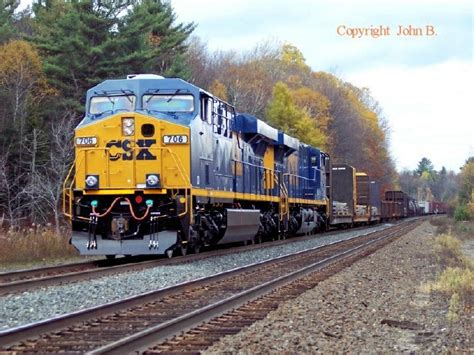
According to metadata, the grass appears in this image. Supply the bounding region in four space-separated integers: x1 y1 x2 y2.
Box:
430 216 450 235
431 267 474 322
433 234 472 269
454 204 471 222
452 220 474 241
0 225 78 267
424 218 474 321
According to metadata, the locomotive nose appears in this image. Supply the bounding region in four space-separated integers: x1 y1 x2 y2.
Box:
73 112 191 191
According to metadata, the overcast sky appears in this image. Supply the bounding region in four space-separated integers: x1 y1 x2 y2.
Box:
171 0 472 172
19 0 473 172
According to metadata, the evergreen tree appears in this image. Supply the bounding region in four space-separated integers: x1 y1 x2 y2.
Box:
114 0 195 78
0 0 19 43
415 157 435 176
32 0 194 115
32 0 123 113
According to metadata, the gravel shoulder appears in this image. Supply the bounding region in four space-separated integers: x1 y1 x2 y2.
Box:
205 220 473 354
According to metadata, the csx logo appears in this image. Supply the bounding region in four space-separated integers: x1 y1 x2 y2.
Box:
105 139 156 161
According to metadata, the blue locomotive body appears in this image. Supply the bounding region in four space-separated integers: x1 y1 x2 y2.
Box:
65 75 330 257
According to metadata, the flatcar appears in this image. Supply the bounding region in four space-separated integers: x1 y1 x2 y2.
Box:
63 74 330 257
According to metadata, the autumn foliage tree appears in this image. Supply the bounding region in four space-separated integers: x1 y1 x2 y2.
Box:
0 40 53 225
185 40 397 185
0 40 52 162
0 0 195 227
458 157 474 205
266 82 327 149
1 4 453 227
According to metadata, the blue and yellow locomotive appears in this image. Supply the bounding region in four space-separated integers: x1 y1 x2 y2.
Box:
63 74 330 257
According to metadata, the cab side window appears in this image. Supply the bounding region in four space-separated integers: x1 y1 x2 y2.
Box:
200 94 235 138
200 96 213 124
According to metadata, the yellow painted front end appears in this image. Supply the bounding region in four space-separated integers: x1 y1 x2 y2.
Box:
71 112 191 195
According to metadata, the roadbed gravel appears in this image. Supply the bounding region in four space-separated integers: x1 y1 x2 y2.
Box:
205 220 472 353
0 224 392 330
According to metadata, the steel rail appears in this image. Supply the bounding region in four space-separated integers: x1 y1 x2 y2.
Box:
0 260 99 283
88 221 418 354
0 220 418 349
0 221 395 295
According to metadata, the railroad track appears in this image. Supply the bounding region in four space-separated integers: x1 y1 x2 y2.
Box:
0 223 385 296
0 219 422 353
0 256 156 295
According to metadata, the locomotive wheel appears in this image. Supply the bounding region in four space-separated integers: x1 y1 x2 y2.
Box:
180 244 188 256
193 244 201 254
165 249 174 258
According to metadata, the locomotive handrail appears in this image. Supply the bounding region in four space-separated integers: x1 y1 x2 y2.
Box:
283 172 316 200
233 159 280 196
62 153 86 219
275 172 289 222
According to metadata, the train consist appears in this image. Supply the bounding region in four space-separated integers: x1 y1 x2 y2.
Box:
63 74 443 258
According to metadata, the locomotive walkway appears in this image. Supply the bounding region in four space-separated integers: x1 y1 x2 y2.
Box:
0 219 421 353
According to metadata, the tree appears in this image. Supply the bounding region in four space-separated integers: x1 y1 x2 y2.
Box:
458 157 474 204
114 0 195 78
416 157 435 176
22 112 76 230
185 40 396 186
0 40 49 128
0 40 53 226
0 146 23 226
209 79 228 101
266 82 327 148
291 86 331 148
0 40 51 177
32 0 194 115
0 0 19 43
280 43 308 69
32 0 124 113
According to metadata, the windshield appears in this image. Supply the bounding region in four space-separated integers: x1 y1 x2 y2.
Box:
143 94 194 113
89 95 136 114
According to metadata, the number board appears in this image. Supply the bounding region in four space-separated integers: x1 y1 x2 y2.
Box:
75 136 98 146
163 135 188 144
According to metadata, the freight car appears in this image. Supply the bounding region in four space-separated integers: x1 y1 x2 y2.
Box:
63 74 330 258
432 201 448 214
330 167 383 225
354 172 370 224
419 200 448 215
330 164 355 227
368 180 381 223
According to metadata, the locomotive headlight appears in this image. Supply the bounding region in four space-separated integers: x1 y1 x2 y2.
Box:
122 118 135 136
85 175 99 189
146 173 160 188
